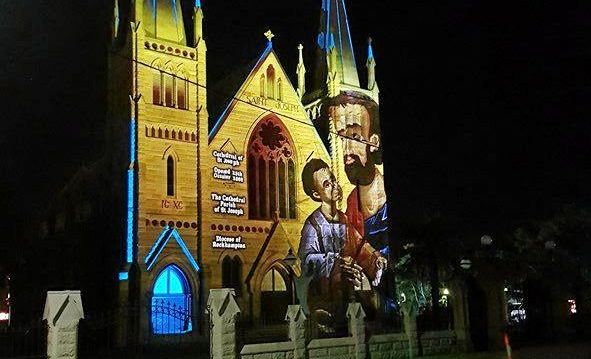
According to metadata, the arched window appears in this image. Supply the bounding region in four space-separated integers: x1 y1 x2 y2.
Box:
261 267 287 292
260 266 290 323
177 77 187 109
247 116 296 220
153 70 162 105
266 65 275 99
167 156 175 196
259 74 265 97
222 256 242 296
151 265 192 334
164 73 174 107
277 78 283 101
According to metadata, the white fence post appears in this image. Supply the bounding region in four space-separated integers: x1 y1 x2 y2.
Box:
286 305 306 359
347 302 366 359
43 291 84 359
207 289 241 359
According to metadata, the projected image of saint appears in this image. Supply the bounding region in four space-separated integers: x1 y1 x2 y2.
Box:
296 158 387 325
329 97 393 309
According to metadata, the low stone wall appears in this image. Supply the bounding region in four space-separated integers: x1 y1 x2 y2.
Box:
308 337 357 359
368 333 414 359
240 341 295 359
419 330 458 356
368 331 458 359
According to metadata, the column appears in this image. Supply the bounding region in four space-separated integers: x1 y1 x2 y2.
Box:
43 291 85 359
207 289 241 359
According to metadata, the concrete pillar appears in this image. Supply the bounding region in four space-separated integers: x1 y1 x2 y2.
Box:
483 279 507 350
286 305 306 359
43 291 85 359
347 302 367 359
401 304 419 358
450 279 471 351
207 289 241 359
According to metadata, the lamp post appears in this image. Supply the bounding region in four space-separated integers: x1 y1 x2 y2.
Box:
284 248 297 305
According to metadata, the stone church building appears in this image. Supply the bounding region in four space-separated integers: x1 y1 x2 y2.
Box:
35 0 404 345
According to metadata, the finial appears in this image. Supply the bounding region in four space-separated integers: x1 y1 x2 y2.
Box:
264 29 275 43
298 43 303 51
367 37 374 60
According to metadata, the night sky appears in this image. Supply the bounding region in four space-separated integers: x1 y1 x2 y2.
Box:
1 1 590 268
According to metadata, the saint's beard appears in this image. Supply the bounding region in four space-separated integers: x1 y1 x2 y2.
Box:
344 154 375 186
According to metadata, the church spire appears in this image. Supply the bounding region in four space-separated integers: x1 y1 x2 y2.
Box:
366 37 377 91
112 0 120 39
296 44 306 99
313 0 360 90
193 0 204 47
142 0 187 45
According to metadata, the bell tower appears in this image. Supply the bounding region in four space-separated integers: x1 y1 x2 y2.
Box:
108 0 208 341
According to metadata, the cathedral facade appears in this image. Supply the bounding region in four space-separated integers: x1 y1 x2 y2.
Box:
104 0 389 340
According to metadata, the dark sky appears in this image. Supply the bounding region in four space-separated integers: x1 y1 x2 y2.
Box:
1 1 590 266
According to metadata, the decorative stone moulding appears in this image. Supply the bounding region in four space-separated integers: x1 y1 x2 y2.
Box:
209 223 269 233
147 218 198 229
144 41 195 59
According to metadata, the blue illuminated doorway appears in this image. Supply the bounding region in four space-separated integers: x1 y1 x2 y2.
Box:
151 264 192 334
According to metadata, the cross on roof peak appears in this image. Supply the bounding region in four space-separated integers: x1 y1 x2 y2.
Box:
264 29 275 42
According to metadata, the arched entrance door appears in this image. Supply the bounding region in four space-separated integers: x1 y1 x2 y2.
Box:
260 266 291 324
151 264 192 334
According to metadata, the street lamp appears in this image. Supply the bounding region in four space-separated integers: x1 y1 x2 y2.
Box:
481 235 493 246
544 240 556 251
460 258 472 271
283 248 298 304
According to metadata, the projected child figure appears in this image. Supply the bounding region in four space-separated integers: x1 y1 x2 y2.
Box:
297 159 387 325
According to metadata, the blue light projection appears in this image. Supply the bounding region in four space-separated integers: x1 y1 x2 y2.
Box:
195 0 201 7
145 227 201 272
368 41 374 61
209 42 273 142
151 264 192 334
118 272 129 281
125 118 136 267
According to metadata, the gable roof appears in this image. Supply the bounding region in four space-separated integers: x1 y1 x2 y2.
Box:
208 42 304 143
144 227 200 272
208 42 274 142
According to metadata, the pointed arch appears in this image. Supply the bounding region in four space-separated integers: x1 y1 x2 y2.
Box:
164 67 175 107
151 264 192 334
259 261 291 323
167 156 175 196
266 65 275 99
177 71 188 110
247 115 297 220
221 255 243 296
277 77 283 101
259 74 266 97
163 147 180 197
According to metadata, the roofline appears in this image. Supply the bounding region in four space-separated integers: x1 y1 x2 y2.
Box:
208 42 273 143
